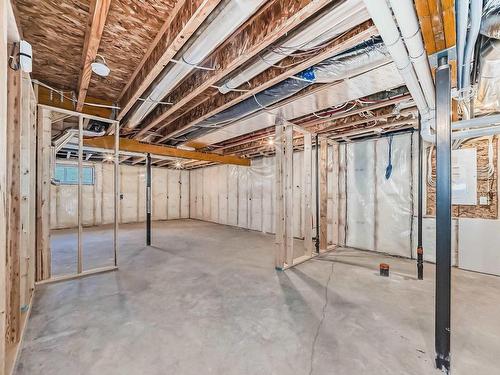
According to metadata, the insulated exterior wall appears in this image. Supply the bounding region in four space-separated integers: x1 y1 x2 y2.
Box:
346 141 376 250
152 168 168 220
217 165 228 225
167 169 181 219
190 159 271 232
338 143 347 246
189 150 336 239
227 165 239 226
120 165 142 223
292 152 303 238
375 135 413 257
51 163 189 229
346 133 413 256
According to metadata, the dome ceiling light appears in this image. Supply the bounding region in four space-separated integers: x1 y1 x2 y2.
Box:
91 54 110 77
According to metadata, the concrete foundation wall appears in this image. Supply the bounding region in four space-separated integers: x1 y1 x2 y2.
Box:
50 162 189 229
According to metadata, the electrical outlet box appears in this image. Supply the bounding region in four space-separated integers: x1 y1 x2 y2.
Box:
479 196 489 205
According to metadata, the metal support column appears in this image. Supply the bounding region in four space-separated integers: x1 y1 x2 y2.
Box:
315 134 320 254
113 122 120 267
435 54 451 373
146 153 152 246
77 116 83 274
417 114 424 280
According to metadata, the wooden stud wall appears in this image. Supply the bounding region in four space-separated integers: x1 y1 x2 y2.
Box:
284 125 294 266
36 108 52 281
190 125 322 269
319 139 328 251
303 133 313 258
6 60 22 347
5 67 37 375
274 123 285 269
50 162 189 229
0 2 8 369
19 73 36 320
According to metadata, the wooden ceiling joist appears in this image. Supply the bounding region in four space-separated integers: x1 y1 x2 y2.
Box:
132 0 335 139
131 156 146 165
294 94 411 129
117 0 222 120
83 136 250 166
37 85 114 119
76 0 112 111
152 20 377 143
210 94 412 155
329 118 417 140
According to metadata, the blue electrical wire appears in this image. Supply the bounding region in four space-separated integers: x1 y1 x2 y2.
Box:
385 135 393 180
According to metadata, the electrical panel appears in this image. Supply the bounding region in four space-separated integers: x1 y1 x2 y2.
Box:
452 148 477 205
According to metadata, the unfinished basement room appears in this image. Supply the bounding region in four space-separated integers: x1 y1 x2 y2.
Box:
1 0 500 374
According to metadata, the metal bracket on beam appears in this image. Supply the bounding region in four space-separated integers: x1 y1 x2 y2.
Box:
428 46 457 68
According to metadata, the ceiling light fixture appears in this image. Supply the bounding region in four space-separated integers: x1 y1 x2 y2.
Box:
177 144 196 151
91 54 110 77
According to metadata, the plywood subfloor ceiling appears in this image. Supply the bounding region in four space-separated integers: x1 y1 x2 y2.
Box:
14 0 179 101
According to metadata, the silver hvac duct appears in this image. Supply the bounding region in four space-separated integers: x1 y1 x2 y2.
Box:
53 128 106 153
481 0 500 39
462 0 483 90
474 39 500 115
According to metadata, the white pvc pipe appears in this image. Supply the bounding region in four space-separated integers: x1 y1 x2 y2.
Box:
452 125 500 140
452 113 500 130
462 0 483 89
388 0 435 110
455 0 470 89
362 0 430 119
420 118 435 143
219 0 369 94
127 0 267 128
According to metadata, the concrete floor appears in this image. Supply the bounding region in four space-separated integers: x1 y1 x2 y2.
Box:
16 220 500 374
50 225 117 276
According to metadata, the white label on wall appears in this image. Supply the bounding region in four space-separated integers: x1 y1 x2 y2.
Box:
452 148 477 205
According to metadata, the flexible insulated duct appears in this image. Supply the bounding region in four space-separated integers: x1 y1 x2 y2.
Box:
126 0 267 129
53 129 106 152
218 0 370 94
171 38 390 144
481 0 500 39
456 0 470 89
475 39 500 115
462 0 483 90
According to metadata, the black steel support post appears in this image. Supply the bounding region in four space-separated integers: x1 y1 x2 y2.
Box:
146 153 152 246
435 54 451 373
315 134 320 254
417 114 424 280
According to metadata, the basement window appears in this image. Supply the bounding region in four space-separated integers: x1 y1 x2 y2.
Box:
54 164 94 185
